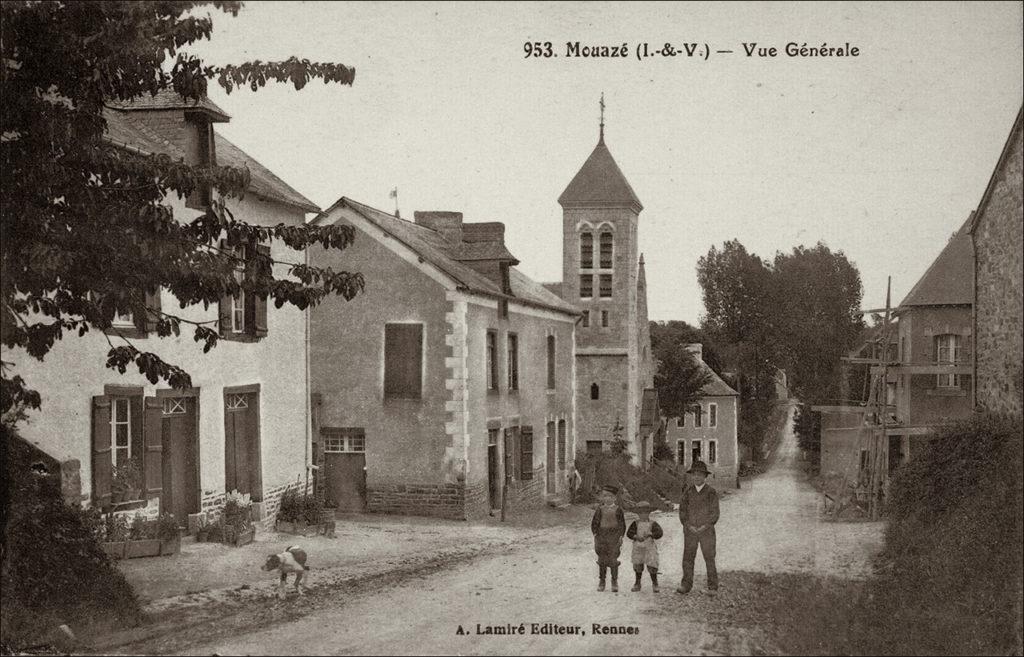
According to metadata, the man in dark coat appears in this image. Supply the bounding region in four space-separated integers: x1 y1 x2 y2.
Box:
591 484 626 592
676 461 720 594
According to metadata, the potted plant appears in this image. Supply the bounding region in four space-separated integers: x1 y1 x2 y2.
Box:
275 488 303 534
157 512 181 555
195 515 211 542
101 513 129 559
222 490 255 547
125 512 161 558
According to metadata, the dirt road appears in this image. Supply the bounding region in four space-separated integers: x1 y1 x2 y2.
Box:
153 403 882 656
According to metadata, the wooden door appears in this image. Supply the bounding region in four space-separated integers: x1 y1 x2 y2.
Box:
161 396 198 525
225 391 260 497
322 429 366 512
545 422 556 494
488 444 500 510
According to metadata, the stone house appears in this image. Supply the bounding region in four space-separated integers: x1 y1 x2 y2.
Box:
662 344 740 488
970 106 1023 416
546 127 657 461
308 198 578 519
8 92 320 528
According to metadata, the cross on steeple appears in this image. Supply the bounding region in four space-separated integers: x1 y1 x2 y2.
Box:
599 92 605 141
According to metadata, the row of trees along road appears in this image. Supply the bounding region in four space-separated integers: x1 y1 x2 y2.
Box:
650 240 863 462
1 1 363 416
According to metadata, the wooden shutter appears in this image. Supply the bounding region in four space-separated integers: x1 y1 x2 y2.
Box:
503 429 515 481
384 324 423 398
143 288 161 334
253 244 270 338
218 239 233 336
92 395 112 507
143 396 163 498
520 426 534 480
130 395 144 468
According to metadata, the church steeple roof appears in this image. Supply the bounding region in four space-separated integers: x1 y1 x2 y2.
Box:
558 137 643 212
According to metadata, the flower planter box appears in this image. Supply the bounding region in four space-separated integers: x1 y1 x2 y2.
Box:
275 520 316 536
160 536 181 556
101 541 126 559
125 539 163 558
223 526 255 547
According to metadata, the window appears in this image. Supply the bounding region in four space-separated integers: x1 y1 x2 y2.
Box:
677 441 686 462
557 420 567 470
520 426 534 479
112 310 135 328
579 274 593 299
231 245 247 333
678 416 685 428
691 440 702 463
599 274 612 298
507 333 519 391
601 310 609 328
111 397 132 467
161 398 186 416
599 232 613 268
581 310 590 328
708 440 717 464
323 429 365 453
590 383 600 400
486 330 499 391
709 403 717 428
580 232 593 269
935 334 962 388
546 335 556 389
586 440 603 454
219 241 269 340
693 405 703 428
384 323 424 399
488 428 499 446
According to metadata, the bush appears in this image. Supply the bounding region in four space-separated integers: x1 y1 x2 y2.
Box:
278 488 302 523
868 413 1023 654
302 494 324 524
1 427 141 650
156 512 180 542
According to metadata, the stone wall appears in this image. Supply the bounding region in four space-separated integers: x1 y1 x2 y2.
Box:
367 482 466 520
974 116 1023 416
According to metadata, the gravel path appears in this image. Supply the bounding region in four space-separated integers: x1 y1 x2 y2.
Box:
161 402 884 656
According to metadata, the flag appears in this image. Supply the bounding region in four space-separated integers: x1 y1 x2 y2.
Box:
389 188 398 199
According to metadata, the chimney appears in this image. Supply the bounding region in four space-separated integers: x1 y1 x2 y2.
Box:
414 211 463 244
684 343 703 361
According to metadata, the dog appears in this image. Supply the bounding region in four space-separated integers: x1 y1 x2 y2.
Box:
262 545 310 599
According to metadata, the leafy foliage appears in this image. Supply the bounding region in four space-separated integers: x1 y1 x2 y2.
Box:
0 1 361 413
793 403 821 452
653 343 712 420
277 487 303 523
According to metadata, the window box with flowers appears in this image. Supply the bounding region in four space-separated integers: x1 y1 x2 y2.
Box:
95 512 181 559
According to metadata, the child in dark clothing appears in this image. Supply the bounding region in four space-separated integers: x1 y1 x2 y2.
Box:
626 501 664 592
591 484 626 592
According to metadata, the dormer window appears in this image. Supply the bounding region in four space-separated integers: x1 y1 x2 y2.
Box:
580 232 594 269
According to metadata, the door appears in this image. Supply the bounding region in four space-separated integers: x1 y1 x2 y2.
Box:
224 391 261 498
546 422 556 494
161 396 198 525
323 429 366 512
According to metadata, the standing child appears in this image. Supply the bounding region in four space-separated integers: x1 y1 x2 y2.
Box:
590 484 626 592
626 501 664 592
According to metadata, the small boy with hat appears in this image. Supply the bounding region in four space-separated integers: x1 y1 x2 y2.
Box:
626 501 664 592
590 484 626 592
677 460 720 594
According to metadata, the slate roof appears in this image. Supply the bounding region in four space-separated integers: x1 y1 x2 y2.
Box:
898 215 974 308
700 362 739 397
321 198 579 316
102 106 319 213
558 137 643 211
107 89 231 122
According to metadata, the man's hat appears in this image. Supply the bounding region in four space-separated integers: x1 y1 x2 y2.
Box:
601 484 619 494
634 501 651 511
688 461 711 475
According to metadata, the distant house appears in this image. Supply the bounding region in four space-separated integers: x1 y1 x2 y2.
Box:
970 106 1023 416
309 199 578 519
663 344 740 488
8 92 319 528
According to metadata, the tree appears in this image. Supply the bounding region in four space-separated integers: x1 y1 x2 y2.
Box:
649 320 724 377
1 2 361 414
653 343 712 420
772 243 864 404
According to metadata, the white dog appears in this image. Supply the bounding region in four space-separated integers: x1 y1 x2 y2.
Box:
261 545 310 599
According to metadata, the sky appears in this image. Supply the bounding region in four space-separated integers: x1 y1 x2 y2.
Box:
187 1 1023 324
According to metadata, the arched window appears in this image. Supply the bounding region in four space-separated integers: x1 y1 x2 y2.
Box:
580 232 593 269
599 232 613 268
590 383 600 400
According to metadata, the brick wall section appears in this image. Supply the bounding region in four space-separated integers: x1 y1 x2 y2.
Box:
504 466 546 513
463 479 490 520
367 483 466 520
974 117 1023 416
198 480 310 532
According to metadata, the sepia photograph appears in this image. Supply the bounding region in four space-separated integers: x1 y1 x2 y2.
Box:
1 1 1022 655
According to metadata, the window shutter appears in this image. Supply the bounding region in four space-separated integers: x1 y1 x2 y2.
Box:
91 395 112 507
143 396 163 498
219 239 233 336
924 334 935 363
253 244 270 338
384 324 423 398
130 395 144 467
520 426 534 480
143 287 161 334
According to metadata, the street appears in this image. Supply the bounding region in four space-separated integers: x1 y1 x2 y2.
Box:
103 403 882 656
